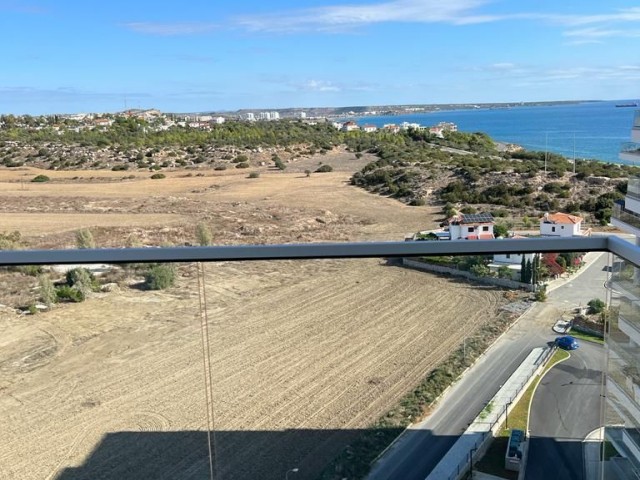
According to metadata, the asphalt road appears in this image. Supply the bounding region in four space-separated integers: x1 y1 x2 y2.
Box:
366 252 610 480
525 341 604 480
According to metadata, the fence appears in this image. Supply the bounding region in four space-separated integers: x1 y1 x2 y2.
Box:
402 258 535 292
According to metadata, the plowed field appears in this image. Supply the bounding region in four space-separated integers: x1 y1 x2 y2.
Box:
0 155 509 479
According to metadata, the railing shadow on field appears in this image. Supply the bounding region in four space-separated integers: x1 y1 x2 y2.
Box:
52 427 461 480
51 427 592 480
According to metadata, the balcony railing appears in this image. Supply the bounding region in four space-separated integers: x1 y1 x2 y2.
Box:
614 202 640 232
0 234 638 480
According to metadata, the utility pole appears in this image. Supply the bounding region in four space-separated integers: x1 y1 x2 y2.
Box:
573 132 576 175
544 132 548 175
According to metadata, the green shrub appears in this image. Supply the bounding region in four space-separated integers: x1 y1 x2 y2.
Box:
315 164 333 173
150 173 166 179
39 275 57 306
196 223 212 246
0 231 22 250
75 229 95 249
111 164 129 171
31 174 50 182
66 267 99 294
274 157 286 170
588 298 606 314
144 264 176 290
233 154 248 163
235 162 249 169
248 171 260 178
56 285 85 302
15 265 42 276
534 286 547 302
214 165 227 171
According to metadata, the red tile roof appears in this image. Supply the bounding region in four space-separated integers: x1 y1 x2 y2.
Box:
541 212 583 224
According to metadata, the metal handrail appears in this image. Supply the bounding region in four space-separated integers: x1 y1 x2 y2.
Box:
0 236 615 266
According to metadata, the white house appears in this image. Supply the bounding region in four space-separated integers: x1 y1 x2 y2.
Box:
539 212 584 237
489 235 540 279
341 121 359 132
444 213 495 241
362 124 377 133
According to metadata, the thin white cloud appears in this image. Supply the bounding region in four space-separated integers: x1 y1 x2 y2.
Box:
564 26 640 40
235 0 501 33
301 80 341 92
122 22 218 36
547 7 640 27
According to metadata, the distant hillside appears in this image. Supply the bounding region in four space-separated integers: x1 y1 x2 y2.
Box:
349 129 636 226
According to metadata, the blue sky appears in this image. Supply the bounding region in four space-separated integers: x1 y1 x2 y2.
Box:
1 0 639 114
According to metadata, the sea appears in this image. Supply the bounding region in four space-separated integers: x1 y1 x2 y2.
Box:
349 100 639 164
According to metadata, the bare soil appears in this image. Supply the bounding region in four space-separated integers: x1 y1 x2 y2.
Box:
0 152 513 480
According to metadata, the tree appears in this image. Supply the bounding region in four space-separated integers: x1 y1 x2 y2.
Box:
524 259 533 284
520 256 526 283
493 223 509 238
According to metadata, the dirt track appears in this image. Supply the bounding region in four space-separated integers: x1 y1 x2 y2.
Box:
0 154 510 479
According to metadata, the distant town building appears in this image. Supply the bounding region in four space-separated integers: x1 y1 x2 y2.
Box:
298 111 307 119
383 124 400 134
362 124 377 133
257 111 280 121
213 116 225 124
245 112 256 121
341 121 359 132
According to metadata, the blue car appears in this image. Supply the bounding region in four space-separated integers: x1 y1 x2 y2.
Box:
556 335 579 351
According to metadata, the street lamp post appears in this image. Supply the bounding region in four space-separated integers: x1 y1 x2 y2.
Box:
505 400 513 429
285 468 299 480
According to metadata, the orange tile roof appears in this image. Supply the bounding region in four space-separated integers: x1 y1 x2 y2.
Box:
541 212 583 224
479 233 495 239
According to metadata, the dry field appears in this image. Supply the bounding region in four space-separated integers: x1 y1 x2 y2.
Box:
0 153 513 480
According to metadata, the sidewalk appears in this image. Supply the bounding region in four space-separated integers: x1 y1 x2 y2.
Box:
426 347 551 480
545 251 604 294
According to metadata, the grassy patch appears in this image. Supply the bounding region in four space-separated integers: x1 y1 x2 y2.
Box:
475 348 570 477
569 329 604 345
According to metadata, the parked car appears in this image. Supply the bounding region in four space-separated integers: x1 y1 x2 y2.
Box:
556 335 579 351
